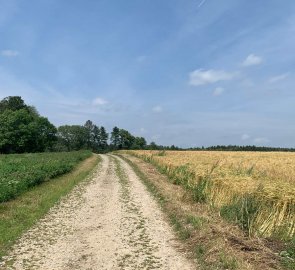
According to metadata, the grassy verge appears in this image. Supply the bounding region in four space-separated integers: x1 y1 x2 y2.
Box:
117 153 284 270
0 154 100 258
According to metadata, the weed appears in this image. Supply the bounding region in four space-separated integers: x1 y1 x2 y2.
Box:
220 194 259 234
186 215 206 230
194 244 206 259
219 252 239 270
191 176 212 203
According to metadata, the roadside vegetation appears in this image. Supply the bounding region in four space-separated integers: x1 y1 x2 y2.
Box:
122 150 295 269
117 154 253 269
0 150 92 203
0 154 100 258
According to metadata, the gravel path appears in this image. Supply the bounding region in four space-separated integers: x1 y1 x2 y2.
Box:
0 155 195 270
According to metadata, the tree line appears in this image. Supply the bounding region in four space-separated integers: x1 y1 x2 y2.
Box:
0 96 148 154
1 96 294 154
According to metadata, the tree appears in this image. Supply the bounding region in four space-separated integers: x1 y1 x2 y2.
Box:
0 107 57 153
28 116 57 152
110 126 120 149
148 142 158 150
132 137 147 149
0 96 27 113
84 120 95 149
118 129 135 149
99 126 108 151
92 125 101 152
57 125 87 151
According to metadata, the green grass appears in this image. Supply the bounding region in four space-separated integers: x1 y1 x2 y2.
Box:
0 150 92 202
0 153 99 258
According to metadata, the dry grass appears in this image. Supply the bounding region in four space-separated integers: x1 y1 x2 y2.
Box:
125 150 295 240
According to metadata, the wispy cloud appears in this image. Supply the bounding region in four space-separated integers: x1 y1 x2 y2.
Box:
197 0 207 9
269 73 289 83
1 50 19 57
253 137 270 144
242 54 262 67
92 97 108 106
189 69 234 86
213 87 224 96
152 105 163 113
241 134 250 140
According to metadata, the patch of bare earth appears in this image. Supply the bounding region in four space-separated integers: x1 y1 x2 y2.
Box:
0 154 195 270
122 154 283 270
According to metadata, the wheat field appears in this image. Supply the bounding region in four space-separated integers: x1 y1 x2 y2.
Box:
127 150 295 239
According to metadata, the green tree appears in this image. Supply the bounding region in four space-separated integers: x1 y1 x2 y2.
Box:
119 129 135 149
0 107 56 153
84 120 95 149
92 125 101 152
148 142 158 150
99 126 108 151
28 116 57 152
132 137 147 149
110 126 120 149
57 125 87 151
0 96 27 113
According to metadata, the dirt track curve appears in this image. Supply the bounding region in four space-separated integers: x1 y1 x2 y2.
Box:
0 154 195 270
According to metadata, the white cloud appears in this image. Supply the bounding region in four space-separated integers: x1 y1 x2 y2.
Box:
189 69 234 86
269 73 289 83
1 50 19 57
213 87 224 96
241 134 250 140
242 54 262 67
92 97 107 106
152 105 163 113
140 127 146 133
253 137 270 144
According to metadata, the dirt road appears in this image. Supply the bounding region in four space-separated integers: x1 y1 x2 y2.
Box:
0 155 195 270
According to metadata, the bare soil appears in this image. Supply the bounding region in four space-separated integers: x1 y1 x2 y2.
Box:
0 155 195 270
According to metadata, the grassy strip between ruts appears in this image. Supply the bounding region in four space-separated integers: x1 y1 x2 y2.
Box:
0 154 100 259
117 154 289 270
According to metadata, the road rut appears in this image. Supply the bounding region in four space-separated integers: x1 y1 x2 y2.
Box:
0 154 195 270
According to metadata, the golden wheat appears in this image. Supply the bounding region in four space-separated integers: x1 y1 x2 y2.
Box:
126 150 295 239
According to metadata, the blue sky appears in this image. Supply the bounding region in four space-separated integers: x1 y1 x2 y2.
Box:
0 0 295 147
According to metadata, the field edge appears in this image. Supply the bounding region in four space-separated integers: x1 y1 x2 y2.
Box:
117 153 287 270
0 154 100 259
